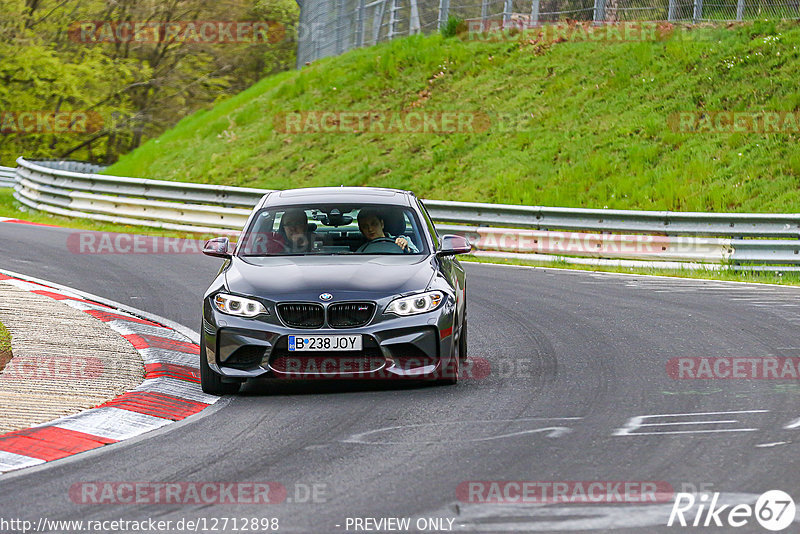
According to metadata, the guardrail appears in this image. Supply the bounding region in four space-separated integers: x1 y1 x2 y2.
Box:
11 157 800 269
0 166 15 188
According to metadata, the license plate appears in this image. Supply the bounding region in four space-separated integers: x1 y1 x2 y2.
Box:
288 335 362 352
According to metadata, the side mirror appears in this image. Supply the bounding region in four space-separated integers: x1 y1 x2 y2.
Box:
437 234 472 256
203 237 233 258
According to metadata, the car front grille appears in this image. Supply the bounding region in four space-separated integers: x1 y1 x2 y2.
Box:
277 303 324 328
328 302 375 328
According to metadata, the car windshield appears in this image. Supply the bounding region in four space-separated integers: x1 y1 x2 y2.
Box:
238 204 428 256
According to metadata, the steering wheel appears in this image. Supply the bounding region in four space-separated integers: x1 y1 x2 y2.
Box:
361 237 405 254
280 233 312 254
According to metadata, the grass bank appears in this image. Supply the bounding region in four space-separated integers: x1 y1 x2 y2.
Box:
0 319 11 373
106 21 800 212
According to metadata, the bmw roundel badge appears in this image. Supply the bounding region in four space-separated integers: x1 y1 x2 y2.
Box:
319 293 333 301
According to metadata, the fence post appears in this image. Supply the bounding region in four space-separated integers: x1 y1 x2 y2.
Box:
481 0 489 21
594 0 607 23
335 0 344 53
531 0 540 24
438 0 450 29
356 0 366 46
503 0 513 26
736 0 745 20
388 0 398 39
693 0 703 21
372 0 387 44
409 0 421 33
667 0 676 20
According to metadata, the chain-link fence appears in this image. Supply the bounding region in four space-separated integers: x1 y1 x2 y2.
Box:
296 0 800 65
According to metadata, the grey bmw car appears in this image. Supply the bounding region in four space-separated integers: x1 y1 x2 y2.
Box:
200 187 471 394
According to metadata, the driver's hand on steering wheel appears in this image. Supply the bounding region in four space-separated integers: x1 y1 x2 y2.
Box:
395 236 410 251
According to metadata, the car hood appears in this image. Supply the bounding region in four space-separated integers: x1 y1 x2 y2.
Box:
225 255 437 300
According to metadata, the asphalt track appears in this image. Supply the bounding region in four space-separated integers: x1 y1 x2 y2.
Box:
1 222 799 533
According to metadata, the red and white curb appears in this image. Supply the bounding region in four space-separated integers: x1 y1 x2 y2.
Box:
0 272 218 475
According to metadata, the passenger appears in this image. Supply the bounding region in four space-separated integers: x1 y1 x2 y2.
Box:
356 208 418 253
279 208 315 253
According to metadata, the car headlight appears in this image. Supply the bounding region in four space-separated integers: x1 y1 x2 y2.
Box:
385 291 445 316
213 293 268 318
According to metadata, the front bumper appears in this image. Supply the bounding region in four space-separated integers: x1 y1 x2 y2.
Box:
202 299 457 381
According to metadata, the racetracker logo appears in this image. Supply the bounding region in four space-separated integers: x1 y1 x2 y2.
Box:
667 357 800 379
69 482 287 504
1 356 103 380
273 111 491 134
667 490 796 530
67 233 208 254
69 21 285 44
0 111 104 135
456 481 674 504
467 228 731 258
668 111 800 134
271 355 490 380
462 20 673 43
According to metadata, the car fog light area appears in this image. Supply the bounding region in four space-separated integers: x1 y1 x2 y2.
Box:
213 293 268 317
386 291 444 316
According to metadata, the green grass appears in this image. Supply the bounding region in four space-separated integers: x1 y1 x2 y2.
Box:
0 321 10 352
7 23 800 287
0 319 11 372
105 20 800 212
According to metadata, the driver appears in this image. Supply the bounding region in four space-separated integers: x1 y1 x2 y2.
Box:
356 208 418 253
279 208 315 253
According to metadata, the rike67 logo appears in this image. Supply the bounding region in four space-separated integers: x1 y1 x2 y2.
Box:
668 490 796 531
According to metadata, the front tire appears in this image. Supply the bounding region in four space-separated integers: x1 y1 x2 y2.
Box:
438 322 460 385
200 335 240 395
458 317 468 362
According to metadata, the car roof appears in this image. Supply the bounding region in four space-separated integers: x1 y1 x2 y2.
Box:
260 187 415 208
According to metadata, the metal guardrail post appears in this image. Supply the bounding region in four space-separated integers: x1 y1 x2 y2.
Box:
372 0 387 44
594 0 607 22
531 0 540 24
356 0 366 46
336 0 345 54
438 0 450 30
503 0 513 26
409 0 420 34
388 0 398 39
667 0 677 20
736 0 745 20
693 0 703 21
481 0 489 21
